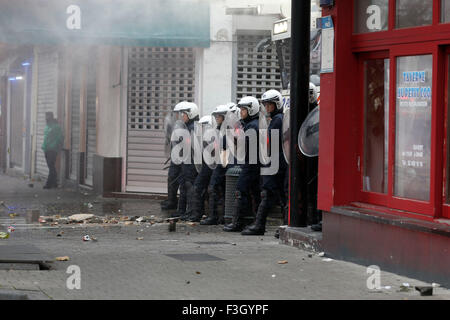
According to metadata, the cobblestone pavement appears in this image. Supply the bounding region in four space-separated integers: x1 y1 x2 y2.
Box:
0 174 449 300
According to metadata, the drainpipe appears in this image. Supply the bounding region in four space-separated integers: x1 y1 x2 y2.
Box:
288 0 310 227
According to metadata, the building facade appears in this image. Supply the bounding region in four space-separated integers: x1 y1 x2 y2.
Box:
0 0 289 195
318 0 449 287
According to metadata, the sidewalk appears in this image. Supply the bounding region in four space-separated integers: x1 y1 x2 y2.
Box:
0 174 449 300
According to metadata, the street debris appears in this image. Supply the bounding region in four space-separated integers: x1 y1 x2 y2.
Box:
308 254 313 258
56 232 64 237
398 283 413 292
55 256 70 261
136 237 144 240
277 260 288 264
195 271 201 275
186 222 197 226
69 214 94 222
7 226 15 233
415 286 433 296
318 252 325 257
0 232 9 239
83 235 91 242
271 274 276 278
186 281 190 284
9 213 17 218
322 258 333 262
432 283 440 288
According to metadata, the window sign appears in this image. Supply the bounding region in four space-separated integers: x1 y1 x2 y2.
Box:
363 59 389 194
396 0 433 29
442 0 450 23
354 0 388 34
395 55 432 201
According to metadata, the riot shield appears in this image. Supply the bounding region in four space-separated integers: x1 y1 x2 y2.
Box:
220 110 243 165
171 120 189 164
282 107 290 163
259 110 270 165
163 113 176 159
298 106 319 157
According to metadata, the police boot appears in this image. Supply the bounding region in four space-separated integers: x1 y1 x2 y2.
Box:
201 186 219 225
241 190 269 235
181 182 195 221
188 186 204 222
223 192 246 232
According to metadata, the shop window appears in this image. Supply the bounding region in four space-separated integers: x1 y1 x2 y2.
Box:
363 59 389 193
394 55 432 201
442 0 450 22
354 0 389 33
396 0 433 29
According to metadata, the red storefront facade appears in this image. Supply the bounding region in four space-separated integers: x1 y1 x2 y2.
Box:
318 0 449 286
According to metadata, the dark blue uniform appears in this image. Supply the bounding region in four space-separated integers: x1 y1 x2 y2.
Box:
179 117 199 219
201 125 230 225
224 114 261 231
242 108 287 235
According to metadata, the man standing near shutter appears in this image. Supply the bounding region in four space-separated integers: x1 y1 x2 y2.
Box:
42 112 64 189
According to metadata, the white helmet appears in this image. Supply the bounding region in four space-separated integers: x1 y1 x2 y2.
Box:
261 89 283 110
212 104 230 116
178 102 199 120
173 101 190 112
237 96 260 117
309 82 318 104
199 115 213 125
228 103 240 115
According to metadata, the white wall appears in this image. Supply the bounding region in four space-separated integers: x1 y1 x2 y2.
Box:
196 0 234 117
96 46 122 158
197 0 282 117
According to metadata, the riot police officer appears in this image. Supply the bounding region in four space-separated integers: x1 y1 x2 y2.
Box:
223 97 261 232
176 102 200 220
307 83 322 232
161 102 186 213
200 104 233 225
187 115 215 222
242 89 287 235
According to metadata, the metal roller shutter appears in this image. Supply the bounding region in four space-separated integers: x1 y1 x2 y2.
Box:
235 32 290 100
126 47 195 193
70 63 81 181
10 79 24 169
35 51 58 177
85 60 96 186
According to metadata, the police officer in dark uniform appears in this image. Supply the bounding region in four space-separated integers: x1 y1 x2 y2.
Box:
242 89 287 235
187 115 215 222
176 102 200 220
161 103 185 212
224 97 261 232
200 104 235 225
307 83 322 232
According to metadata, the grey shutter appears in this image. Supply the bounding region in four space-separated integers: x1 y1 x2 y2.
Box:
85 61 96 186
35 51 58 176
126 47 195 193
235 32 289 100
70 64 81 181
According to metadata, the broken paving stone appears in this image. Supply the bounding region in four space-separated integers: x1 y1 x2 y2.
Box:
69 214 94 222
55 256 70 261
278 260 288 265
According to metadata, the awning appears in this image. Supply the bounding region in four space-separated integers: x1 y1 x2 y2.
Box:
0 0 210 48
